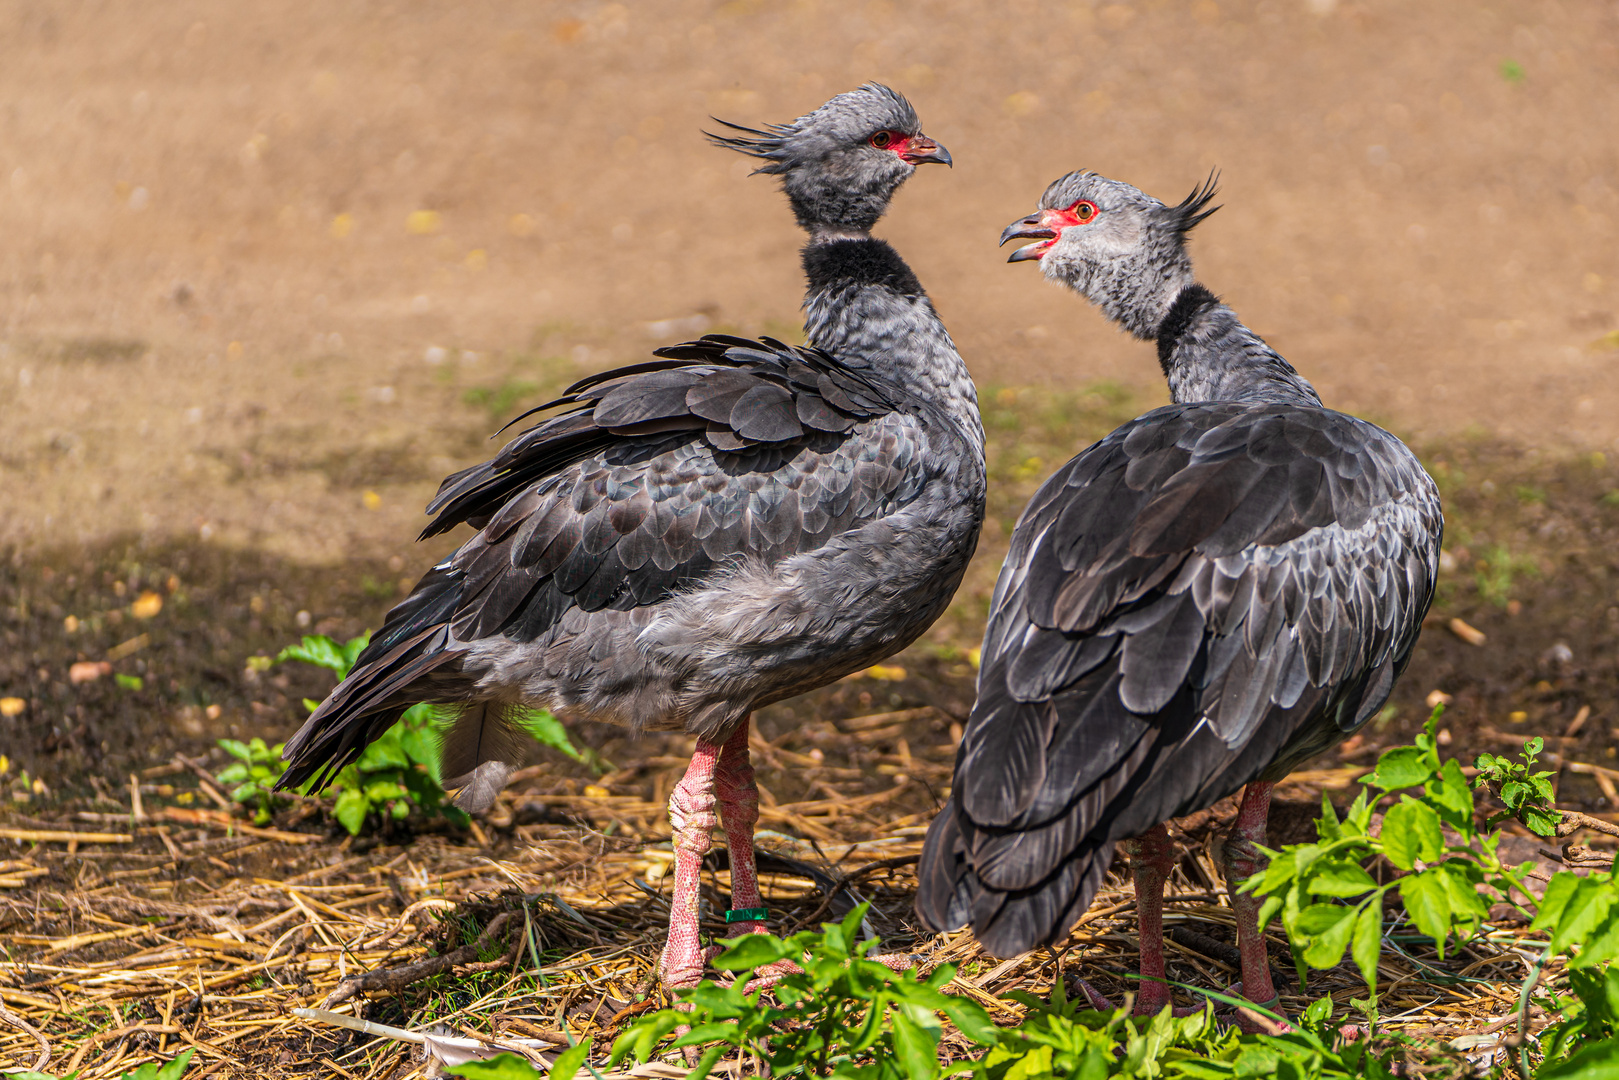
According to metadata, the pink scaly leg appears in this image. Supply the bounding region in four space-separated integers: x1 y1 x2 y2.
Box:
711 719 919 991
1222 781 1289 1034
1072 824 1201 1016
660 739 722 990
714 717 767 940
1128 823 1178 1015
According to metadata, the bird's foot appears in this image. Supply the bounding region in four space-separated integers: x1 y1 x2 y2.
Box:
1217 983 1292 1035
1065 976 1204 1018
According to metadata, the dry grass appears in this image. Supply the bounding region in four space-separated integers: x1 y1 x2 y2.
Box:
0 720 1573 1079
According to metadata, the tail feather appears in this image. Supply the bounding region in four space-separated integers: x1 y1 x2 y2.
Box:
439 700 530 812
277 571 468 794
916 795 1115 957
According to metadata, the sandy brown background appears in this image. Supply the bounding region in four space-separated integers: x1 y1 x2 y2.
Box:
2 0 1617 560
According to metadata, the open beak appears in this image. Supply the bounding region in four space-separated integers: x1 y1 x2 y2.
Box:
901 135 952 167
1000 207 1072 262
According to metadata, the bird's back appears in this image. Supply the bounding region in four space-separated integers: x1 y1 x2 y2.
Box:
918 399 1440 955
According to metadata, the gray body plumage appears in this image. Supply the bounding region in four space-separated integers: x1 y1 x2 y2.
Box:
278 87 983 809
917 171 1441 956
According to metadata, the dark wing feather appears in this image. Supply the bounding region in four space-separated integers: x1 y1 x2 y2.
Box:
280 335 922 792
917 402 1442 954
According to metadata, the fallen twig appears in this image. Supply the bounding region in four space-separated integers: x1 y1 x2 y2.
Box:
0 1002 51 1072
323 910 517 1006
0 827 131 845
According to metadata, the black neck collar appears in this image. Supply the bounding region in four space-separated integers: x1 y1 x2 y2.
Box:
1155 284 1219 374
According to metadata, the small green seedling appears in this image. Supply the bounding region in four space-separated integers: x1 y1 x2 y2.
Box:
1474 736 1561 837
216 736 290 826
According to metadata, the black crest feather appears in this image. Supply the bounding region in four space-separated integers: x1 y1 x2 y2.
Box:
705 118 795 175
1165 171 1221 234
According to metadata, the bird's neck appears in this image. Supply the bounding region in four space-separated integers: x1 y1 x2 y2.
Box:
1155 284 1322 407
800 236 984 451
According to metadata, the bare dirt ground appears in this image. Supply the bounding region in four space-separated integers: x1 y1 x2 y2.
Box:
2 0 1618 557
5 1 1619 1076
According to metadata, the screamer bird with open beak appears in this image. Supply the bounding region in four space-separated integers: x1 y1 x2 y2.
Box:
918 170 1440 1031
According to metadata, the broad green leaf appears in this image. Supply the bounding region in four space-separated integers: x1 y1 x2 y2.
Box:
1302 995 1334 1026
1535 1037 1619 1080
1256 894 1284 933
1426 758 1475 828
363 780 409 801
333 787 369 835
1002 1044 1053 1080
398 722 442 780
216 763 249 784
1365 745 1432 790
1398 871 1455 957
546 1041 590 1080
1437 861 1488 919
218 739 250 760
942 998 998 1044
1535 872 1583 930
1305 861 1379 898
276 635 351 674
1524 804 1563 838
670 1022 744 1046
1546 877 1618 955
357 731 412 771
518 709 587 763
712 933 794 971
1315 793 1342 842
1571 906 1619 970
890 1011 938 1080
340 633 371 673
1295 903 1356 969
154 1048 197 1080
1344 787 1374 832
1381 799 1443 870
1350 898 1383 993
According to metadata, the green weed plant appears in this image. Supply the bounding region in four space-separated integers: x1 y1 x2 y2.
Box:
221 634 588 835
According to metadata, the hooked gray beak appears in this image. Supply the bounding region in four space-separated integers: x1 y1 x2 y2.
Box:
902 136 952 167
1001 212 1057 262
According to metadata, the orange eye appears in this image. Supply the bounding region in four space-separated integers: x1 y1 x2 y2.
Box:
1072 201 1098 222
869 131 894 149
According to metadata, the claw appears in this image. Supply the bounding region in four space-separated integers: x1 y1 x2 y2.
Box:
1065 976 1204 1017
1220 982 1293 1035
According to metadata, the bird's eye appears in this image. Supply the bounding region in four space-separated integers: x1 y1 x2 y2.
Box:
869 131 894 149
1072 201 1098 222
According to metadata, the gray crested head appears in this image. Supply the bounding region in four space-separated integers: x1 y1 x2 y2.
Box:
1000 171 1219 339
710 83 951 238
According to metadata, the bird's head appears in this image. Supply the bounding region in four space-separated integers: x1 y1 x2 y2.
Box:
1001 171 1220 337
710 83 951 238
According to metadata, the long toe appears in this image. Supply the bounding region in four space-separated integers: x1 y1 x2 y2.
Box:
1065 975 1205 1017
1219 982 1292 1034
